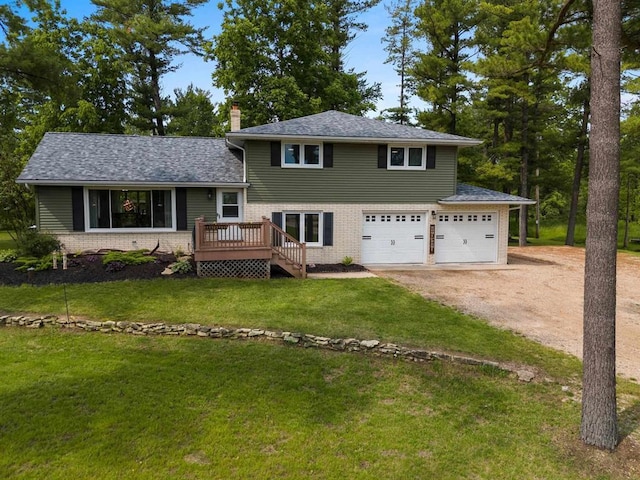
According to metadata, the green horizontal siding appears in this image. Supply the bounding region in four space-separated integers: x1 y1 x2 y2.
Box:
37 186 73 232
186 188 216 230
246 141 457 203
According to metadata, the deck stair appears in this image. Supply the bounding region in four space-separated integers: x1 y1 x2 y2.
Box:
194 217 306 278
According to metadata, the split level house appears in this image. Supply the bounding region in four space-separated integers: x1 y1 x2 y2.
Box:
17 109 534 278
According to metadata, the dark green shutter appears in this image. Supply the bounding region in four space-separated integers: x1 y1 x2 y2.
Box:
176 188 187 230
378 144 387 168
426 146 436 169
271 212 282 228
270 141 281 166
323 212 333 246
323 143 333 168
71 187 85 232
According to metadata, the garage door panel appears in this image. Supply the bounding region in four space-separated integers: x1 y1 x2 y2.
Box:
435 212 497 263
362 213 425 264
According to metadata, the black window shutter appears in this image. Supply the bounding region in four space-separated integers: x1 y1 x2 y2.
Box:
270 141 281 166
71 187 85 232
323 143 333 168
271 212 282 228
426 146 436 169
378 144 387 168
323 212 333 246
176 188 187 230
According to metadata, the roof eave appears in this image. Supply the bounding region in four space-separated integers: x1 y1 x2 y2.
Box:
17 179 250 188
226 132 482 147
438 200 537 205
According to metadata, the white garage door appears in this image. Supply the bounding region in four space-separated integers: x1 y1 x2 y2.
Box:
362 213 426 264
435 212 497 263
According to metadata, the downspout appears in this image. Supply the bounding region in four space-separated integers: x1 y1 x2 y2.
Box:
225 137 248 209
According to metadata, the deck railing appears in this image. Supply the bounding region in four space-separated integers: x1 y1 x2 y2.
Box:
194 217 306 278
268 218 307 278
195 219 268 250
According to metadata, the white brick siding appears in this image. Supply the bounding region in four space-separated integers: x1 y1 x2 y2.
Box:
54 232 192 255
54 203 510 265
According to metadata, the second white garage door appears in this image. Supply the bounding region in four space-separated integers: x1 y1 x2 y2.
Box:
435 212 497 263
362 213 426 264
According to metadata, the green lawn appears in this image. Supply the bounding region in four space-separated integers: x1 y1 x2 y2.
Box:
1 327 637 480
1 276 640 478
0 277 579 378
0 231 17 250
512 220 640 253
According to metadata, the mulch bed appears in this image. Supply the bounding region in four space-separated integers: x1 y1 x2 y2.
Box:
0 254 367 286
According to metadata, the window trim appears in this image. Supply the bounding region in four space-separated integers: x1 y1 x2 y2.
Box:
283 211 323 247
387 145 426 170
281 142 324 169
84 186 177 233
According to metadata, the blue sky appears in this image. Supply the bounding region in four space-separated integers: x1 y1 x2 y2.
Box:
9 0 410 117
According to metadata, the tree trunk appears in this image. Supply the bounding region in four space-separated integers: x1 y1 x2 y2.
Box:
623 174 630 249
148 50 165 136
581 0 621 451
566 92 590 246
519 89 529 247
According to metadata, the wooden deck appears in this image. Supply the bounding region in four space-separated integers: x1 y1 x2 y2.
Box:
194 218 307 278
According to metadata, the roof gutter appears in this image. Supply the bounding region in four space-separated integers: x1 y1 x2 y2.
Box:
226 133 482 147
17 180 251 188
438 200 537 206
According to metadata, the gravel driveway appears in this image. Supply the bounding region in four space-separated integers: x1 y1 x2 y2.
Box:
373 246 640 381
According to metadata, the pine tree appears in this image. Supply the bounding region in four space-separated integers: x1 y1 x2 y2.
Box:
91 0 208 135
581 0 621 451
381 0 416 125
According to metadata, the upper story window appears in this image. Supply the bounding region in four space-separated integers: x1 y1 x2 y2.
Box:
388 146 425 170
86 188 175 231
282 143 322 168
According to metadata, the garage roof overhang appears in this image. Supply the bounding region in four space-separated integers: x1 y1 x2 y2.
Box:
439 184 536 206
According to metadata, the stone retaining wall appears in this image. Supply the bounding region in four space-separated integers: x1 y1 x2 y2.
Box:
0 314 535 381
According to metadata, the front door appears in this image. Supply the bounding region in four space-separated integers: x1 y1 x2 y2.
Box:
217 189 243 223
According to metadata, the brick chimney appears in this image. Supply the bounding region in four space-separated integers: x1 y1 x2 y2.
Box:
230 101 241 131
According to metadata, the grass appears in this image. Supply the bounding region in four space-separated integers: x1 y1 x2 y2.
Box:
513 219 640 253
0 231 17 250
1 327 637 480
1 226 639 477
0 277 579 378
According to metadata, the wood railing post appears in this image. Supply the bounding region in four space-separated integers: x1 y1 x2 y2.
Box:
262 217 271 247
195 217 204 251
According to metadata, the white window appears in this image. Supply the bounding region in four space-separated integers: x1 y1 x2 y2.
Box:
282 143 322 168
388 146 425 170
86 188 175 231
284 212 322 246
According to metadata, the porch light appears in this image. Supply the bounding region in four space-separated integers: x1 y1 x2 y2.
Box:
207 189 213 200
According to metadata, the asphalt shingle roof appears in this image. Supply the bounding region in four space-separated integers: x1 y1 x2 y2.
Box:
228 110 481 145
440 184 535 204
17 132 244 185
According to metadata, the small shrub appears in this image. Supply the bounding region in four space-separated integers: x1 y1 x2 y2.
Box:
105 260 127 273
14 254 58 272
341 256 354 267
173 246 185 258
102 250 156 267
170 259 193 274
0 249 17 263
17 230 61 258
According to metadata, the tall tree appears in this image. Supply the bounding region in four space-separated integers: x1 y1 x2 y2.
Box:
166 85 224 136
581 0 621 450
411 0 477 134
91 0 208 135
210 0 381 126
381 0 416 125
